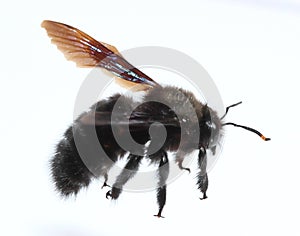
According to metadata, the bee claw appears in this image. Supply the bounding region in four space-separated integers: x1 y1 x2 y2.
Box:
101 182 110 189
154 214 165 218
199 193 208 200
183 167 191 173
106 190 112 199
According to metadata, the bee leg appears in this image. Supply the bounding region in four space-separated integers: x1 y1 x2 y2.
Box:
176 152 190 173
197 146 208 200
101 173 110 189
106 154 143 200
177 159 191 173
153 151 169 218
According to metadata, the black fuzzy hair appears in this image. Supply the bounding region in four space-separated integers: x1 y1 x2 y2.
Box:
51 126 94 197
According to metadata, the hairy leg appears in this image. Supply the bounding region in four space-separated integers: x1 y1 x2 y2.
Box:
106 154 143 199
197 146 208 200
154 151 169 218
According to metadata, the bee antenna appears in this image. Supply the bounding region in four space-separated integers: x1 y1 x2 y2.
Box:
222 122 271 141
221 101 242 120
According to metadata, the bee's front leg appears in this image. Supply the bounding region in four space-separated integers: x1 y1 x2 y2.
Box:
197 146 208 200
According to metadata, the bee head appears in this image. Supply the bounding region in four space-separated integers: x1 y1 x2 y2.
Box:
200 105 222 150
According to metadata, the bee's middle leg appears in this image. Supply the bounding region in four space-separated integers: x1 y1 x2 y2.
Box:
101 173 110 189
153 151 169 218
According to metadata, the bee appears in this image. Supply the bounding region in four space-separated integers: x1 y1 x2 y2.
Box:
42 20 270 218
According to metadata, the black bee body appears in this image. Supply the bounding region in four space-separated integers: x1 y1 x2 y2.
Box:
43 20 270 217
52 85 221 217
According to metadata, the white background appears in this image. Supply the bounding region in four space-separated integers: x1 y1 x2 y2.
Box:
1 0 300 235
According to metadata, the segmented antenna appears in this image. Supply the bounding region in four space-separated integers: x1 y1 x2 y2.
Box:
221 101 242 120
222 122 271 141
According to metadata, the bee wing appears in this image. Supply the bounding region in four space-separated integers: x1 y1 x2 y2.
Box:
78 111 180 128
41 20 158 89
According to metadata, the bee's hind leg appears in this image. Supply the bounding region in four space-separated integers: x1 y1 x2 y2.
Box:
106 154 143 200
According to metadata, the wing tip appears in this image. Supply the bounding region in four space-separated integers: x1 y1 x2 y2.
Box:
41 19 54 29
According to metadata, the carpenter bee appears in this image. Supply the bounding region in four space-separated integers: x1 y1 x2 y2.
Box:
42 20 270 218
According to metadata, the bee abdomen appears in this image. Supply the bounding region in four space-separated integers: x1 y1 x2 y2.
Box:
51 126 94 196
